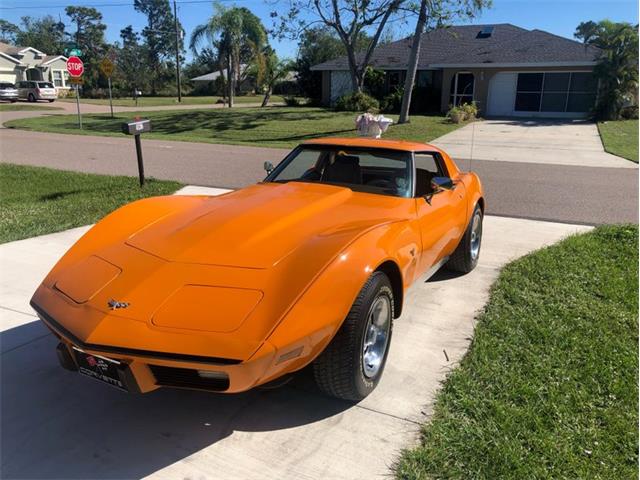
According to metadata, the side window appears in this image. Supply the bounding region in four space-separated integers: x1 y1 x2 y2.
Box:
414 152 446 197
272 149 323 181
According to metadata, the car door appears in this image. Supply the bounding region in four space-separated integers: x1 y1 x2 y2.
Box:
413 152 468 274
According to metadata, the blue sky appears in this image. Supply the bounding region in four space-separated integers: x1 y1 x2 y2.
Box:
0 0 637 61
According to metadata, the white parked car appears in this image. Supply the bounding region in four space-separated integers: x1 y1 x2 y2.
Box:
17 81 57 102
0 82 18 102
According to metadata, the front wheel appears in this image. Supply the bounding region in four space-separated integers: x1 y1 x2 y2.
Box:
447 203 483 273
313 271 394 401
48 99 55 103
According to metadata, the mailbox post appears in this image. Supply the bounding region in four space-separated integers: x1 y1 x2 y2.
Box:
121 119 152 186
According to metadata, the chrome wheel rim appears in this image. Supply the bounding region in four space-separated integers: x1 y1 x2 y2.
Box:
470 211 482 260
362 295 391 379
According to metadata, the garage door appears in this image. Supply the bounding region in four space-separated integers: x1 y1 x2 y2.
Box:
487 72 517 116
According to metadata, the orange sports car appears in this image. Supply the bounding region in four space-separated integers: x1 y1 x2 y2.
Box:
31 137 484 401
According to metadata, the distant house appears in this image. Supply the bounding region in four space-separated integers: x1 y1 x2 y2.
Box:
311 24 602 118
0 42 70 91
190 65 255 93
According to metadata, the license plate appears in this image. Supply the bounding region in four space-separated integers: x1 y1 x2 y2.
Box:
73 347 128 392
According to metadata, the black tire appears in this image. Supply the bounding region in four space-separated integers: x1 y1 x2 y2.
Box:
28 93 35 102
48 99 55 103
447 203 483 273
313 271 394 401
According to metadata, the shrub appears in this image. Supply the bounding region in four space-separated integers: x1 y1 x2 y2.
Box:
335 91 379 112
284 96 301 106
447 105 465 123
621 105 639 119
461 102 479 120
363 67 385 99
381 87 404 113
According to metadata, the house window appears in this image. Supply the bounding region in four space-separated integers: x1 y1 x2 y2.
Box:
515 72 597 113
52 70 64 87
387 71 402 90
449 72 474 106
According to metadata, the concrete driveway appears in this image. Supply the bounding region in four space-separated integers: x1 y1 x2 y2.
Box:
0 187 591 479
432 119 637 168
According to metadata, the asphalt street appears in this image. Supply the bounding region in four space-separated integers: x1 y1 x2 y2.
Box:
0 126 637 225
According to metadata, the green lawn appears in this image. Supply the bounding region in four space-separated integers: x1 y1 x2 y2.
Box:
598 119 638 163
0 164 182 243
397 225 638 479
58 95 289 107
0 103 62 111
4 107 461 149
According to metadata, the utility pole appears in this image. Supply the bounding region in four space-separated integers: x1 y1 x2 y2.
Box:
173 0 182 102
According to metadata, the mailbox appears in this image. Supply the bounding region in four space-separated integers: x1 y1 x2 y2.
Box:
121 119 151 135
121 119 151 186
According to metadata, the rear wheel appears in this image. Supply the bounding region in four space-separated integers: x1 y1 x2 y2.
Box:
28 93 35 102
48 99 55 103
313 271 394 401
447 203 483 273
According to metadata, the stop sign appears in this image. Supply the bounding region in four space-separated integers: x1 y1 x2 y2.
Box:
66 56 84 77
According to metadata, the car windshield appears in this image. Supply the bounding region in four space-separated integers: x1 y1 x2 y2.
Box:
0 83 15 88
267 145 412 197
38 82 54 88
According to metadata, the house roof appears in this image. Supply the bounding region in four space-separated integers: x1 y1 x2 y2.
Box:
42 55 68 65
311 24 601 71
0 41 22 56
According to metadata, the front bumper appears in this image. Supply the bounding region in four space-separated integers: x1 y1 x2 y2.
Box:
33 302 278 394
0 93 18 100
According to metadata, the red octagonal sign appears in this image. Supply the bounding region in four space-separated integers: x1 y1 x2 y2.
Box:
66 56 84 77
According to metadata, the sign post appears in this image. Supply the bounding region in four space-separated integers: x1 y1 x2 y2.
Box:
66 56 85 129
100 57 115 118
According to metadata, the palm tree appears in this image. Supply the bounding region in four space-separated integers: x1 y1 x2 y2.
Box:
253 47 294 107
575 20 639 119
190 4 266 107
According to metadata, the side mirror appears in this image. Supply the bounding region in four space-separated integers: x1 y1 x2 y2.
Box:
430 176 455 192
264 161 274 174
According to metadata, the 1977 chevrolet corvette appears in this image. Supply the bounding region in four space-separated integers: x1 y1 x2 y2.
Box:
31 137 484 401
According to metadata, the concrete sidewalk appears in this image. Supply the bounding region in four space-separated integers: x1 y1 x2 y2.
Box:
0 186 591 479
432 119 637 168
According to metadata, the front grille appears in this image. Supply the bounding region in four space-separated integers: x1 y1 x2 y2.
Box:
149 365 230 391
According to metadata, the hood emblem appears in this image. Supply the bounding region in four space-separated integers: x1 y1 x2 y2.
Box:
108 299 130 310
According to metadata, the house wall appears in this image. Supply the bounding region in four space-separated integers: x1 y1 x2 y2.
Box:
330 71 352 104
440 66 596 115
44 58 71 90
0 56 17 83
321 71 331 105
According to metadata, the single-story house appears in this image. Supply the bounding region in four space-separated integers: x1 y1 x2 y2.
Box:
311 24 602 118
191 65 255 93
0 42 70 91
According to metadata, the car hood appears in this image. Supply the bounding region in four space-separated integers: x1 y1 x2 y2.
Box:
126 182 406 269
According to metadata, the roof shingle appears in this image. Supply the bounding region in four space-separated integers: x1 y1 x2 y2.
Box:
311 24 600 70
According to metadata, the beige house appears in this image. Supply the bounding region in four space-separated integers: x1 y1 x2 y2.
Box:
0 42 70 91
312 24 602 118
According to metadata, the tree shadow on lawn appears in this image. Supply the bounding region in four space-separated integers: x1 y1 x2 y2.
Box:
1 322 352 479
146 109 342 136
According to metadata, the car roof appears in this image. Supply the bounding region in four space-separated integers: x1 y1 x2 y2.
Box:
302 137 443 153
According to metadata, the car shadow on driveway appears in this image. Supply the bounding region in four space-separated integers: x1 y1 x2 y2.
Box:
1 321 351 479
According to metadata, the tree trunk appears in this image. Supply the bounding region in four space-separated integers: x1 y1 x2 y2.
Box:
227 60 234 108
398 0 429 124
261 86 272 107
